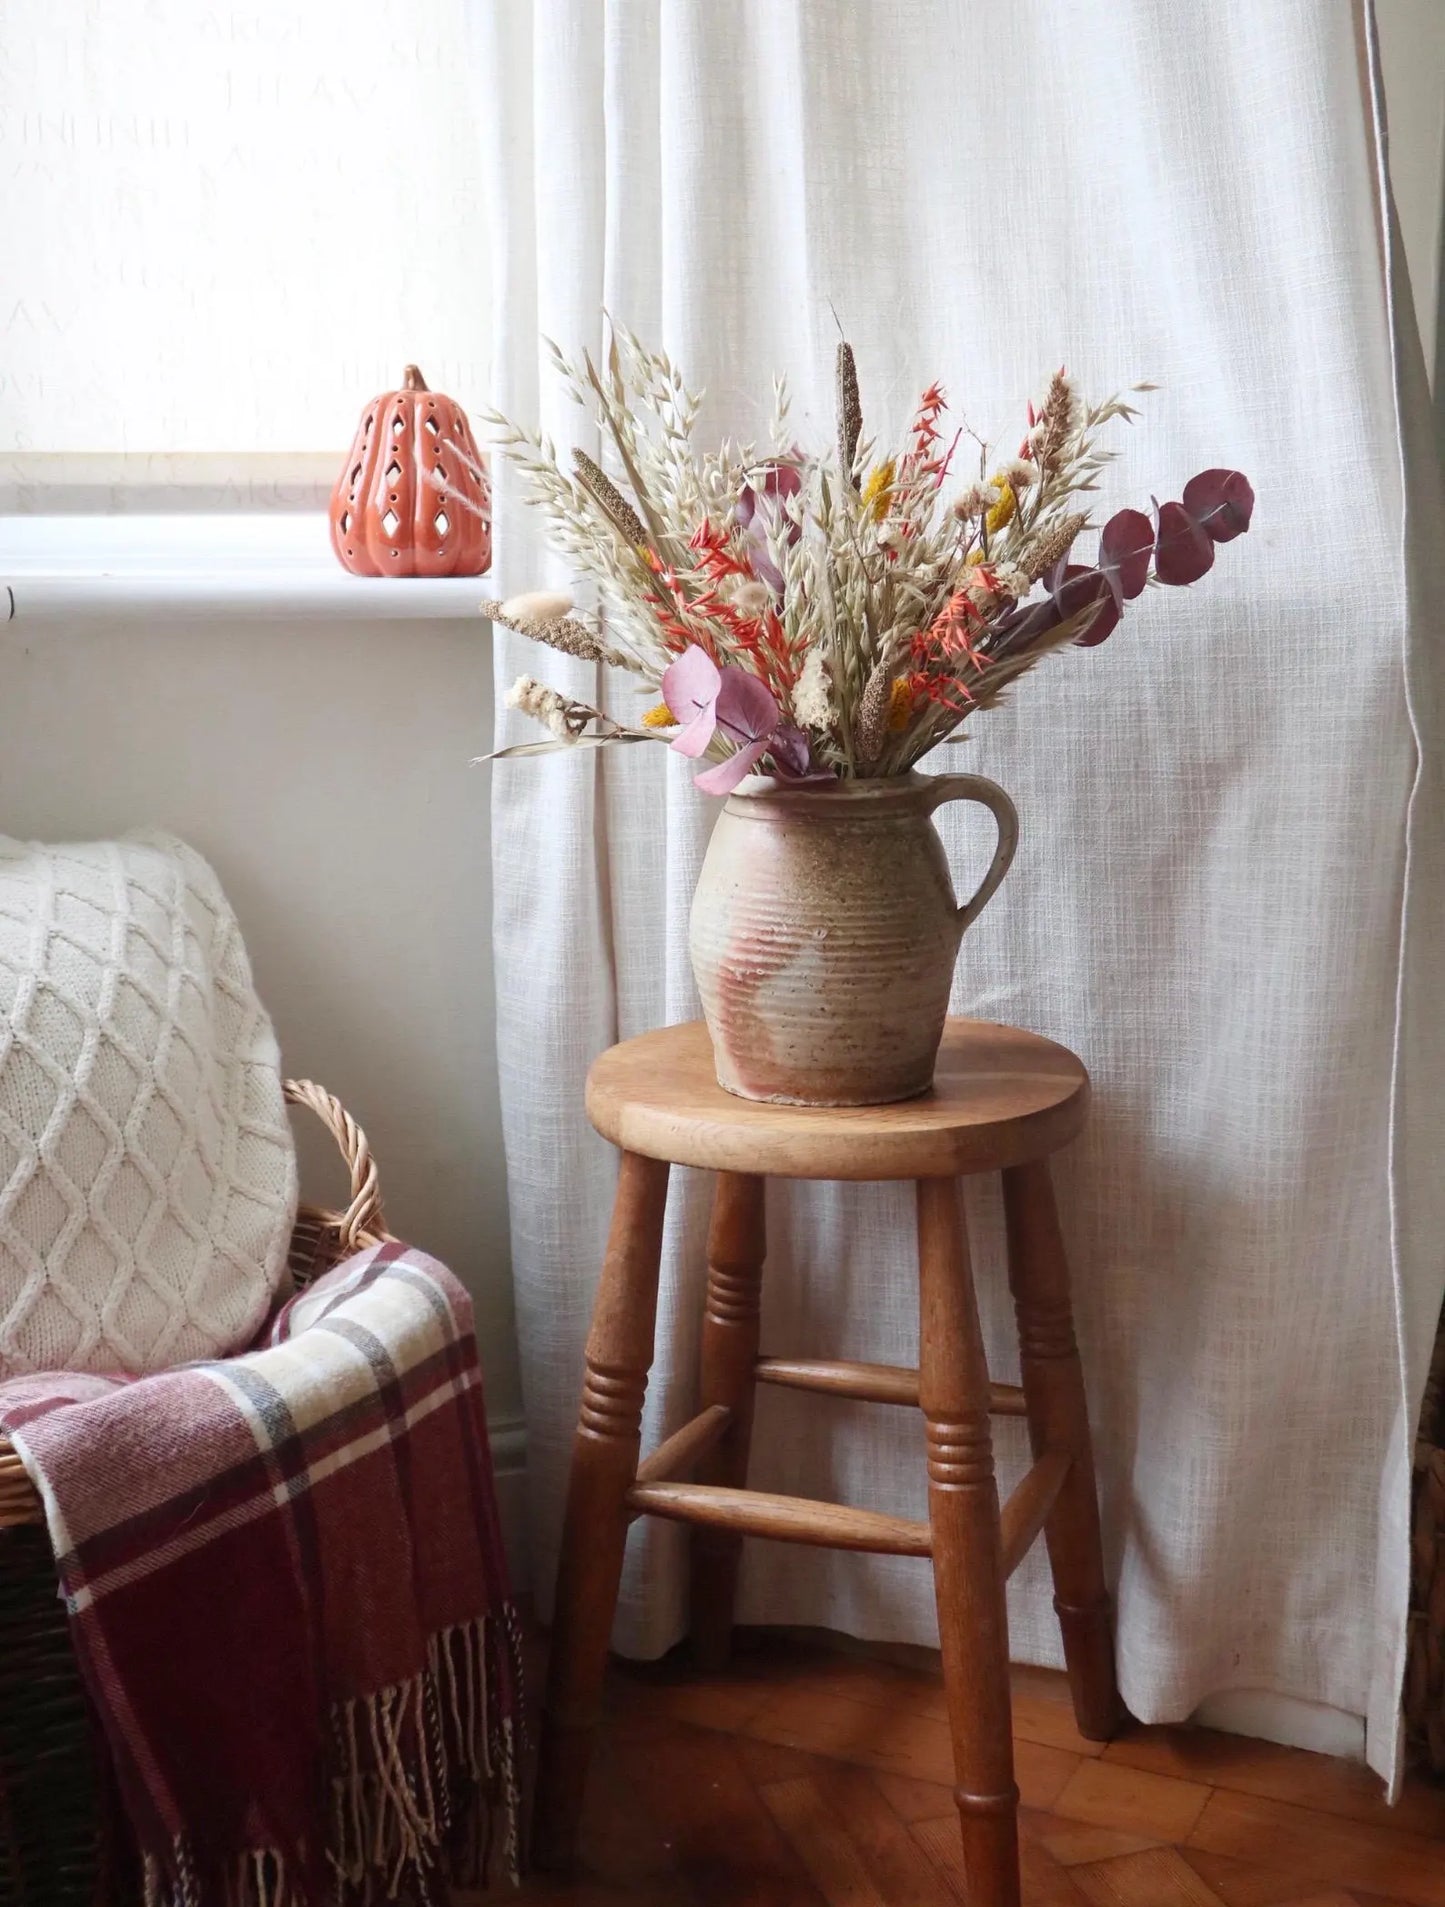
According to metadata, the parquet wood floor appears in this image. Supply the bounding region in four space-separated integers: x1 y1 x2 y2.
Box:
478 1631 1445 1907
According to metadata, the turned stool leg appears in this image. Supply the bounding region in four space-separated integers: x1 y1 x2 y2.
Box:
690 1172 766 1669
916 1176 1020 1907
533 1151 671 1871
1003 1157 1122 1741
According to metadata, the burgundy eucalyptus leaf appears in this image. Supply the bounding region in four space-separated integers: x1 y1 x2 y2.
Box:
737 463 805 596
1097 508 1154 604
1182 468 1254 543
994 560 1116 651
1049 563 1120 647
1153 498 1215 586
989 595 1062 649
736 462 804 545
766 723 815 778
743 542 786 595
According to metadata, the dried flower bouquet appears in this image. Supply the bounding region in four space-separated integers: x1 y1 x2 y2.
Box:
477 327 1253 794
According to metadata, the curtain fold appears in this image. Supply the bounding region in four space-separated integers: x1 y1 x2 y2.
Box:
473 0 1445 1786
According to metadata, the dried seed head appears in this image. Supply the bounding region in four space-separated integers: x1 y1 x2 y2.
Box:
853 656 897 768
836 341 862 489
1022 512 1087 582
572 448 649 548
482 601 631 670
1032 371 1077 476
501 589 574 623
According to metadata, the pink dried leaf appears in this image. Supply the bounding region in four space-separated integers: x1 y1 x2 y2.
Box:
662 646 722 757
693 737 770 795
714 668 781 745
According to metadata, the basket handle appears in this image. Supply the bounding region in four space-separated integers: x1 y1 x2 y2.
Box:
283 1078 389 1250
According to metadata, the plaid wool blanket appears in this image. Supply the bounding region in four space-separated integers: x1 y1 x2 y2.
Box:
0 1241 523 1906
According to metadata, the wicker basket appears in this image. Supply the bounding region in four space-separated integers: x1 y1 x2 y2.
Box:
0 1080 391 1906
1407 1300 1445 1775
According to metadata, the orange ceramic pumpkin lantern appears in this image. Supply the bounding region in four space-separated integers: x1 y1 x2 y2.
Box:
329 365 492 577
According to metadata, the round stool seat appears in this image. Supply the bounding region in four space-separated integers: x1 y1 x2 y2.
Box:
585 1017 1088 1181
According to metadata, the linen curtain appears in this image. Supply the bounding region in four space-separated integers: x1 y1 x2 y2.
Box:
472 0 1445 1787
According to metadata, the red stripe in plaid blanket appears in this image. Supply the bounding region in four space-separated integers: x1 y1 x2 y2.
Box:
0 1241 524 1906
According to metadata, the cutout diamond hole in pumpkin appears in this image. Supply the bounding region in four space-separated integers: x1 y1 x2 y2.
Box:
328 363 491 576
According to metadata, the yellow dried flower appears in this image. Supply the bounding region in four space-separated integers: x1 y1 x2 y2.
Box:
886 677 913 731
641 702 676 729
861 458 896 522
985 478 1017 536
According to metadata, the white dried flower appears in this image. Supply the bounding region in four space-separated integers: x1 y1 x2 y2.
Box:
792 645 833 728
1000 458 1038 490
989 562 1032 601
730 578 773 618
501 589 574 624
504 673 574 741
952 483 995 520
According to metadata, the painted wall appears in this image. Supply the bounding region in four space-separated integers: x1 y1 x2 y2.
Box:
0 610 522 1452
1378 0 1445 376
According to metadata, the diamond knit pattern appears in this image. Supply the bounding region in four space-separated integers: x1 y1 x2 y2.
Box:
0 833 297 1379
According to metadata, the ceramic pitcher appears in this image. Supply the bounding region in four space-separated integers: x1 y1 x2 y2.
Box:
689 771 1018 1106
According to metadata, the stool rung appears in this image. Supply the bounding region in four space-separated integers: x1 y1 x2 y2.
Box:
632 1404 732 1492
626 1479 932 1557
999 1450 1073 1578
755 1356 1027 1418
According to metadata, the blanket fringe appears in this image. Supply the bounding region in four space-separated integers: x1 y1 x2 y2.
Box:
142 1604 525 1906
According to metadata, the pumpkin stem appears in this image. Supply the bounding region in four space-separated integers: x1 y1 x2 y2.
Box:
402 364 429 391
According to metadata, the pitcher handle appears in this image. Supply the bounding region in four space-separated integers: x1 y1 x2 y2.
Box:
921 774 1019 932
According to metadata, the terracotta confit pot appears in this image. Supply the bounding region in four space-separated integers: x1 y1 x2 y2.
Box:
689 772 1018 1106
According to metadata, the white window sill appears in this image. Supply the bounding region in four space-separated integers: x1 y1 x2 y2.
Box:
0 515 496 623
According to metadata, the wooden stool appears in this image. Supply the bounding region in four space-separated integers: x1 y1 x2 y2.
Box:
533 1017 1121 1905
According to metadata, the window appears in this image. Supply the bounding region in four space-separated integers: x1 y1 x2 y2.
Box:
1 0 490 504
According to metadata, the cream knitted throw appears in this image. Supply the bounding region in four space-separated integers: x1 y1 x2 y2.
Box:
0 833 297 1379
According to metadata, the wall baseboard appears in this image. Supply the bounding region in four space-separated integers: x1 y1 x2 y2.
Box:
488 1415 529 1588
1192 1688 1366 1762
